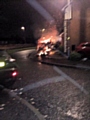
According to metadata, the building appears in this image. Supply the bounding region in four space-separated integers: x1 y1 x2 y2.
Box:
66 0 90 50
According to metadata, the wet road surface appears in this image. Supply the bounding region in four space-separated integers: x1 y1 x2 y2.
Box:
0 49 90 120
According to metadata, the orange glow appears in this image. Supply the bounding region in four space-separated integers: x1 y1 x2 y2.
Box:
37 25 63 56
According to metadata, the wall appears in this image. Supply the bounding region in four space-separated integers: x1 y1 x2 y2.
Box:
69 0 90 48
85 8 90 42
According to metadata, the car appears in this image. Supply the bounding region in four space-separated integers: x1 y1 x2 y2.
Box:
76 42 90 58
0 49 18 89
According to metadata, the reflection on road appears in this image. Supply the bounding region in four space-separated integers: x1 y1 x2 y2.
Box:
0 49 90 120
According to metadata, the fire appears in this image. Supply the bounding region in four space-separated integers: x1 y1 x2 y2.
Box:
37 25 63 56
37 38 52 56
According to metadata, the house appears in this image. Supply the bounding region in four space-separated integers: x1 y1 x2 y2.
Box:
64 0 90 51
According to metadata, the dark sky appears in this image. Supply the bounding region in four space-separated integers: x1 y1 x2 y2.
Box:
0 0 67 38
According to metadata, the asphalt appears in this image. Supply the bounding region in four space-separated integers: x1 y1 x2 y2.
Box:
3 44 90 70
1 49 90 120
31 51 90 70
3 44 89 70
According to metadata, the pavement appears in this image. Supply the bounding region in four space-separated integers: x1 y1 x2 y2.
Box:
31 50 90 70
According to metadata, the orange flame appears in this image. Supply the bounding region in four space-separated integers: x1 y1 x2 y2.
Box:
37 25 63 56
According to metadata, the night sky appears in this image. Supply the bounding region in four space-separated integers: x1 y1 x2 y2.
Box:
0 0 66 42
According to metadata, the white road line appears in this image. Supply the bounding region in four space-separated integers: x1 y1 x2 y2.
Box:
3 88 45 120
53 66 89 95
18 76 65 93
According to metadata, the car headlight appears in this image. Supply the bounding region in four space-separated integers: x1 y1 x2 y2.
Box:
0 61 5 67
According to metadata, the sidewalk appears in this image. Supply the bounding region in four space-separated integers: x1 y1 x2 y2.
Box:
36 51 90 70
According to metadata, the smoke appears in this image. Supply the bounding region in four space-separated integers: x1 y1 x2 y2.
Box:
26 0 55 23
37 24 63 56
38 24 61 44
26 0 63 56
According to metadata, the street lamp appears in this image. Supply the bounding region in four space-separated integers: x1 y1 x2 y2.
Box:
42 28 45 32
62 0 72 56
21 26 25 31
21 26 26 43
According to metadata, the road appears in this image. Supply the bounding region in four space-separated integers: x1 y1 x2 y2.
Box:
0 49 90 120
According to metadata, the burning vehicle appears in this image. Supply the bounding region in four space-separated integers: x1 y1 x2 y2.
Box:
37 38 54 56
37 32 63 56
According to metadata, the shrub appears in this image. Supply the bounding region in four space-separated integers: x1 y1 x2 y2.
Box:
69 51 82 61
59 45 64 52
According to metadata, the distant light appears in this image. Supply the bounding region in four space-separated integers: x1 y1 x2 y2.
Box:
67 37 70 40
21 26 25 31
42 29 45 32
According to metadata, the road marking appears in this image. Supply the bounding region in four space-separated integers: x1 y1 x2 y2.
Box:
2 88 45 120
17 76 65 93
53 66 89 95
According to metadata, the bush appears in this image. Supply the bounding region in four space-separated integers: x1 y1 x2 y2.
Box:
59 45 64 52
69 51 82 61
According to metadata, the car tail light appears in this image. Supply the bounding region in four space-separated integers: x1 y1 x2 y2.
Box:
12 71 18 77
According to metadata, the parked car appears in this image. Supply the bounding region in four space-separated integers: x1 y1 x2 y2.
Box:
76 42 90 58
0 49 18 89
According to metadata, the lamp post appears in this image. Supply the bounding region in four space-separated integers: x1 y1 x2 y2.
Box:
62 0 72 56
21 26 26 44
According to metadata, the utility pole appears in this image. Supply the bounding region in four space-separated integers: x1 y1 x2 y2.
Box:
64 20 67 53
62 0 72 56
